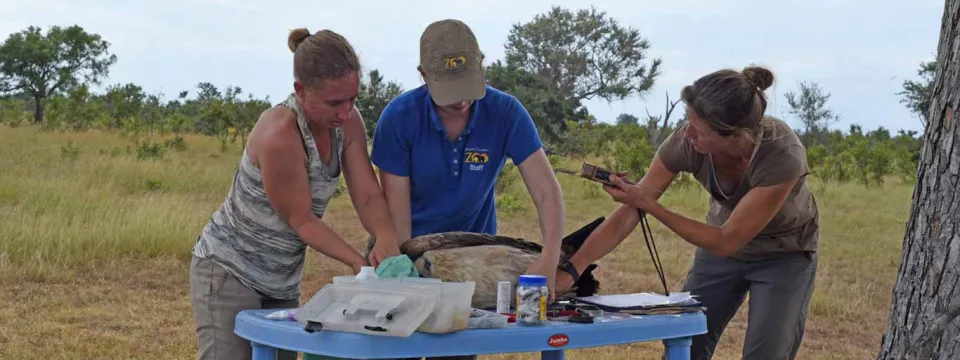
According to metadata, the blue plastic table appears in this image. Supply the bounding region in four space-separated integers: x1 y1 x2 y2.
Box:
235 309 707 359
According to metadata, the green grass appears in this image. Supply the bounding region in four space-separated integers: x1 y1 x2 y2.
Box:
0 128 234 277
0 125 913 359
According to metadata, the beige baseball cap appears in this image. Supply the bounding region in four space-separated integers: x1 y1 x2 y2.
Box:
419 19 486 107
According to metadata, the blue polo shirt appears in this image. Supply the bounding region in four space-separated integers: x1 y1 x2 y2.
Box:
370 84 543 237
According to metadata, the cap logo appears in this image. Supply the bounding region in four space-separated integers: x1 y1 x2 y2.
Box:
443 55 467 72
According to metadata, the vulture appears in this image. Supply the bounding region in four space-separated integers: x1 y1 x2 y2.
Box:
398 217 604 310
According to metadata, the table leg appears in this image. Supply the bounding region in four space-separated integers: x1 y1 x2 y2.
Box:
663 337 692 360
541 350 565 360
251 342 278 360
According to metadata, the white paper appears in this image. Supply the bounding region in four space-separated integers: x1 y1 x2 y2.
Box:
575 292 697 309
668 292 693 303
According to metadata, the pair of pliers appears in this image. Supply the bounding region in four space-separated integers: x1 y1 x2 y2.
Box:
502 310 580 323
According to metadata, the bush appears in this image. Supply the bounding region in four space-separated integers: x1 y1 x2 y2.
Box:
136 140 165 160
496 194 525 214
496 162 520 194
163 135 187 152
603 139 655 180
60 140 81 161
0 98 29 128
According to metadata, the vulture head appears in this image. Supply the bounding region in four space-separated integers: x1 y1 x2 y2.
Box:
398 217 604 310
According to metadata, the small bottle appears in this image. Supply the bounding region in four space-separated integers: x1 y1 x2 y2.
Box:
496 281 512 314
355 266 378 281
516 275 548 326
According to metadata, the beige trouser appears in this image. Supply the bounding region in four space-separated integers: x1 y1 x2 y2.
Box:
677 249 817 360
190 255 299 360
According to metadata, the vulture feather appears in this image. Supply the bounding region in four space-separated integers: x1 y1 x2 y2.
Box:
399 217 604 310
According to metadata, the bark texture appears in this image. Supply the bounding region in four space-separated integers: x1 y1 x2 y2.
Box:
877 1 960 359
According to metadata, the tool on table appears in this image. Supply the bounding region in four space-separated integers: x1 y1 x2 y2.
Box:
560 304 603 324
502 309 579 323
567 315 594 324
576 304 603 318
499 303 609 324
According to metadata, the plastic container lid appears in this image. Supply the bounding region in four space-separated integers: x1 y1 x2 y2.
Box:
294 282 438 338
518 275 547 286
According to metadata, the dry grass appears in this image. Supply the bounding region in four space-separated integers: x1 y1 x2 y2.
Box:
0 125 911 359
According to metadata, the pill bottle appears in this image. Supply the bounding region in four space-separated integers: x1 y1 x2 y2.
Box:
496 281 512 314
516 275 548 326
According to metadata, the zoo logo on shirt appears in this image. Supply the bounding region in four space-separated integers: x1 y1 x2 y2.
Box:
464 148 489 172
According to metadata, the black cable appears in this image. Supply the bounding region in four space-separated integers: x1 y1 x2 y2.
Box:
637 208 668 295
562 168 669 295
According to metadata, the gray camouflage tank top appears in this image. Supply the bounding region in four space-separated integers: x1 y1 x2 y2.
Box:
192 93 343 300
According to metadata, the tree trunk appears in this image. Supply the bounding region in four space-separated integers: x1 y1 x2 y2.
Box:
877 1 960 359
33 96 44 124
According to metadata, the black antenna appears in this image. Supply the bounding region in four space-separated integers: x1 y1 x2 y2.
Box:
638 208 668 296
560 167 670 295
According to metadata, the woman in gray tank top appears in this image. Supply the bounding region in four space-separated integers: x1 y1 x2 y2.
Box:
554 66 819 360
189 28 402 360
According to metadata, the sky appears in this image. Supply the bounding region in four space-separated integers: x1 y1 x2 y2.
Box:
0 0 945 134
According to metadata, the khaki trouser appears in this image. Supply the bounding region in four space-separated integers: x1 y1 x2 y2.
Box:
679 249 818 360
190 255 299 360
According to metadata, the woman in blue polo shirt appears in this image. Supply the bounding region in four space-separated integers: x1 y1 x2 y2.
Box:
370 19 566 303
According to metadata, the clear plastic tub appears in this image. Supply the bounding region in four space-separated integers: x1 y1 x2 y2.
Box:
293 282 438 337
417 281 476 334
319 277 473 334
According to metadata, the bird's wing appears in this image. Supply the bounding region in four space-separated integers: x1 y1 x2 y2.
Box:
401 231 544 261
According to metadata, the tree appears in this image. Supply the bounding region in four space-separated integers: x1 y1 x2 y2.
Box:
485 60 588 143
616 113 638 126
784 81 839 145
101 83 147 128
877 1 960 358
357 69 403 139
45 83 106 131
898 60 937 130
0 25 117 123
503 6 662 104
641 91 681 147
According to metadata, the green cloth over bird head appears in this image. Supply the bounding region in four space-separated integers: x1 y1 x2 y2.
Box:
375 254 420 279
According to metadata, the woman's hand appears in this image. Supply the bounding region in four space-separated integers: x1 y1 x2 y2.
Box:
368 236 402 268
350 257 370 274
524 252 559 302
554 268 575 294
602 172 659 211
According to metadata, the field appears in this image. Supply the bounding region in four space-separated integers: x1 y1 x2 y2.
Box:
0 125 911 360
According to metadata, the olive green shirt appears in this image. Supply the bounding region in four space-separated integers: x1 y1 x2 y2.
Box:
656 116 819 261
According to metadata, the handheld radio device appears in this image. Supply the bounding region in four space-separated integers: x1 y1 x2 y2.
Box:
579 162 617 186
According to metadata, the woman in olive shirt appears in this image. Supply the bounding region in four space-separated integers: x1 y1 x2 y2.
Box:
557 65 819 360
